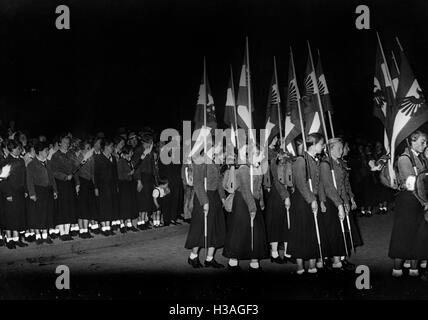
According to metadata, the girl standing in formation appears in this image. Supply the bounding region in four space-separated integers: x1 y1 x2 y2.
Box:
1 140 28 249
265 150 291 264
94 139 119 237
288 133 325 275
117 145 139 233
223 145 269 272
185 149 226 269
50 135 77 241
26 142 57 245
74 140 97 239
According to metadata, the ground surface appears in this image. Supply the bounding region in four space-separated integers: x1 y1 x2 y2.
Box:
1 212 428 300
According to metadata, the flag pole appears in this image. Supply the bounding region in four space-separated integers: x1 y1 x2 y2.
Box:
291 46 323 261
317 49 335 139
230 64 240 151
395 36 404 53
274 56 284 151
376 32 398 188
391 50 400 76
203 56 208 260
246 37 255 252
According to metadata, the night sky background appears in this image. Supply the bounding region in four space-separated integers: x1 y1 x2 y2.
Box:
0 0 428 141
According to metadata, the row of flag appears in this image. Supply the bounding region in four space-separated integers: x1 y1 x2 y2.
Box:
193 33 428 169
373 33 428 172
194 38 335 157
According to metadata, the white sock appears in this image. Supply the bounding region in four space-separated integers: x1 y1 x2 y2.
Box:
102 226 107 232
333 262 343 269
271 251 279 258
80 229 85 234
0 235 2 240
126 222 132 228
41 233 47 239
249 261 259 269
308 268 318 273
189 252 198 260
36 234 41 240
316 261 324 268
25 232 30 237
296 269 305 275
421 261 427 269
120 223 125 228
13 236 19 241
409 269 419 277
137 221 143 225
206 256 213 262
228 259 238 267
392 269 403 277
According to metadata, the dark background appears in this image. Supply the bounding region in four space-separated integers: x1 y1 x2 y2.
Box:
0 0 427 140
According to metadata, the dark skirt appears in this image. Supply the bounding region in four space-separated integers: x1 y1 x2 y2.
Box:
323 198 347 257
97 182 119 222
265 184 289 243
413 217 428 259
54 179 77 225
185 190 226 249
1 186 27 231
27 185 55 230
388 191 424 259
222 191 269 260
288 188 322 260
118 180 138 220
137 173 155 212
77 177 98 220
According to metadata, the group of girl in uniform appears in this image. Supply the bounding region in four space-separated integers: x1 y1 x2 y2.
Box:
0 132 176 250
185 132 363 273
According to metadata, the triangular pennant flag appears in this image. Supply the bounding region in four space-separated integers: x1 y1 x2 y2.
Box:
236 41 254 133
316 53 333 114
264 66 281 146
194 62 217 130
284 49 302 146
302 55 321 135
391 50 428 154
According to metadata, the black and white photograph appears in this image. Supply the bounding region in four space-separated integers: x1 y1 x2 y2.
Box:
0 0 428 313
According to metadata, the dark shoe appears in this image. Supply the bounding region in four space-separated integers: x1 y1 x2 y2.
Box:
108 230 116 236
64 234 73 241
204 259 225 268
79 233 85 239
184 219 191 224
284 256 296 264
15 240 28 247
137 224 145 231
101 230 109 237
70 231 78 237
49 233 58 240
85 232 94 239
6 241 16 249
0 239 4 247
249 266 263 273
120 227 127 234
92 228 101 235
36 238 44 245
270 256 285 264
342 260 356 271
188 257 203 268
227 264 242 272
59 235 67 241
129 226 139 232
44 238 53 244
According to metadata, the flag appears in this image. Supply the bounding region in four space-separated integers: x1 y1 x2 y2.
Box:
284 49 301 147
194 66 217 129
302 55 321 135
390 51 400 93
390 50 428 155
236 41 254 132
373 42 394 139
224 69 237 128
316 53 333 114
224 67 238 148
264 64 281 146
